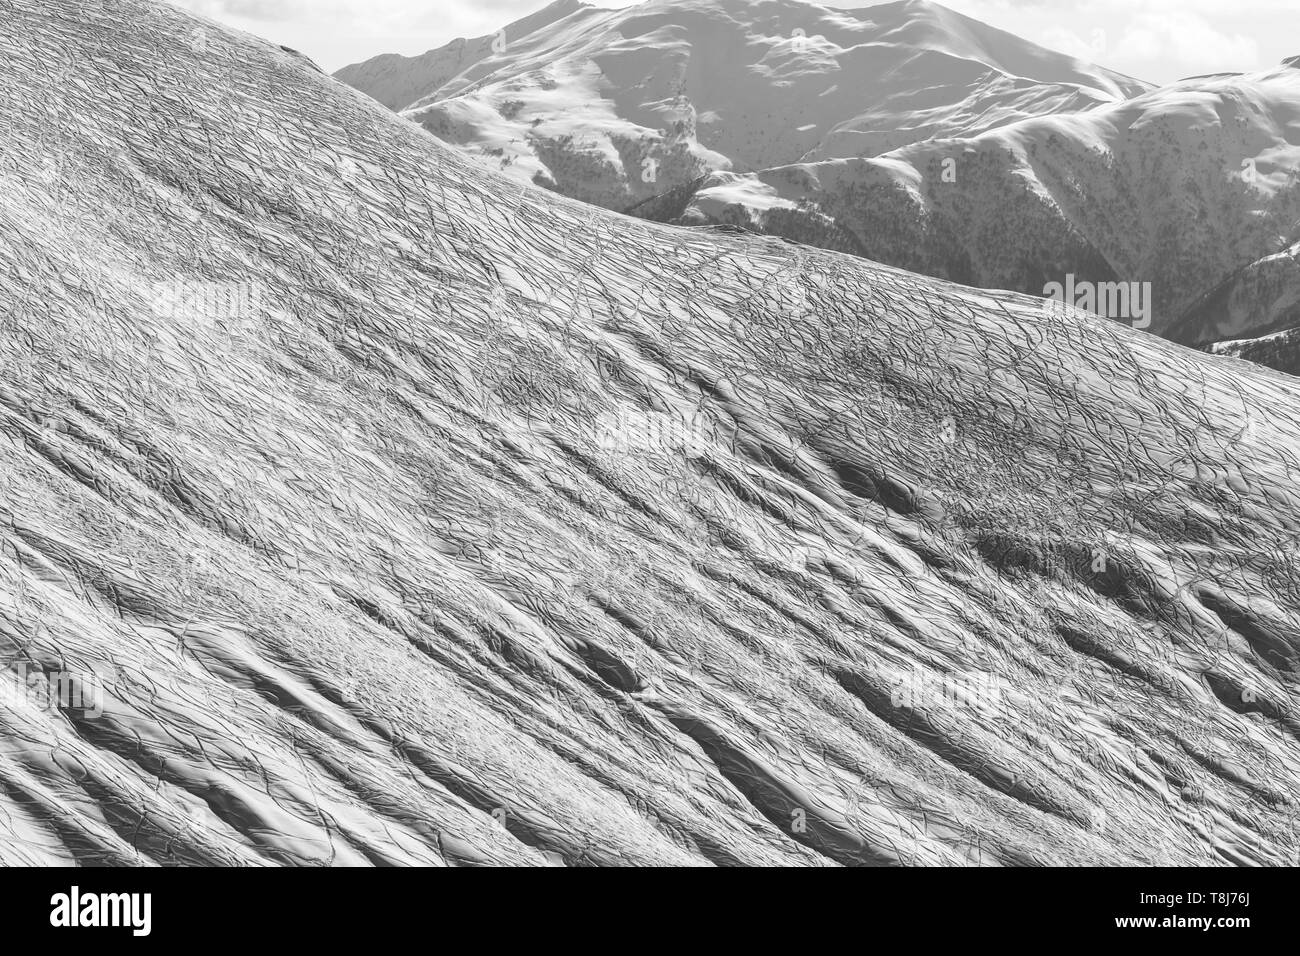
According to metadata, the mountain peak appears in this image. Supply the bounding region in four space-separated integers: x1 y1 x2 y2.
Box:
340 0 1149 203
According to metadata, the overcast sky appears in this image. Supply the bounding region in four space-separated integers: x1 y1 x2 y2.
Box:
167 0 1296 85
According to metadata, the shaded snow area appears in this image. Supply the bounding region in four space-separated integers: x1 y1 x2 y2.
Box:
1 0 1299 866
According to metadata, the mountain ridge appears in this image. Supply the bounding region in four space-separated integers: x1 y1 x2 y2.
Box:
336 0 1150 213
661 57 1300 337
337 0 1300 358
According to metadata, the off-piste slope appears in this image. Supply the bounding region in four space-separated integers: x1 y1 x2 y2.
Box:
338 0 1149 212
1 0 1299 866
649 60 1300 338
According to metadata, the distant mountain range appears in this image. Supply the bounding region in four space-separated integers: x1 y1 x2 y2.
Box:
338 0 1300 366
337 0 1148 208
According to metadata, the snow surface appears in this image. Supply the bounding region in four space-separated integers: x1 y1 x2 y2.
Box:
2 0 1299 866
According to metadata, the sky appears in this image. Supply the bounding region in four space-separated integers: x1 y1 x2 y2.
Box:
167 0 1297 85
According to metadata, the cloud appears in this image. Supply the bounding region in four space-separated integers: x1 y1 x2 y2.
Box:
1112 11 1258 73
174 0 329 22
1028 5 1257 74
1038 25 1109 62
864 0 1282 81
170 0 591 30
169 0 1289 81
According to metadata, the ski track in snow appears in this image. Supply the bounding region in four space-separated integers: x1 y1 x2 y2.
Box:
0 0 1298 866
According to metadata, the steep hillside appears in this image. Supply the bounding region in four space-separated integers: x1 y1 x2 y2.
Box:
2 0 1299 867
338 0 1149 211
1184 239 1300 350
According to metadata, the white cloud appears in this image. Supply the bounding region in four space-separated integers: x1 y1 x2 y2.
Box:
168 0 1293 82
1113 12 1258 74
876 0 1287 82
1038 25 1109 62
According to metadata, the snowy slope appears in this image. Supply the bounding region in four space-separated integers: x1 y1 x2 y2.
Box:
3 0 1300 867
337 0 1149 211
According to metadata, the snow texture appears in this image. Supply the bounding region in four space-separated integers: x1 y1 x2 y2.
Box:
1 0 1298 866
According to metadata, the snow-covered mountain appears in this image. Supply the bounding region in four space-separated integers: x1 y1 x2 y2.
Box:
5 0 1300 866
656 59 1300 337
340 1 1300 353
334 0 593 112
338 0 1150 211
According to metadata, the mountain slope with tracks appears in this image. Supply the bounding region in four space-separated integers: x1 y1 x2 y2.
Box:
0 0 1297 866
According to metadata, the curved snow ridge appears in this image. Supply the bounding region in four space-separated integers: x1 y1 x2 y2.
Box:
1 0 1298 866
